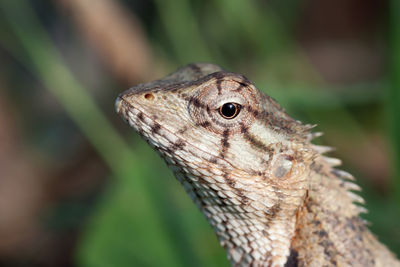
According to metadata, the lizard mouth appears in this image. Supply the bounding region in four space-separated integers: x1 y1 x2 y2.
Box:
115 94 180 146
115 95 124 115
115 95 138 126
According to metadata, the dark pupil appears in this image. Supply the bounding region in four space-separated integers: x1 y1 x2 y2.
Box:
220 103 238 118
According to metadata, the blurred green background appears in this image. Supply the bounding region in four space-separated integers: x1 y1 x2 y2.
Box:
0 0 399 266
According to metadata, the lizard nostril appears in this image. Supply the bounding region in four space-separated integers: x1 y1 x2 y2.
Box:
144 93 154 101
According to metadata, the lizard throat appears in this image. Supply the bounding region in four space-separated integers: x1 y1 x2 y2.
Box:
169 163 305 266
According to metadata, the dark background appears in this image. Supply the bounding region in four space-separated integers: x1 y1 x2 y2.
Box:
0 0 399 266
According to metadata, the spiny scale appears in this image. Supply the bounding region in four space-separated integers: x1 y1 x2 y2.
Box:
115 63 399 267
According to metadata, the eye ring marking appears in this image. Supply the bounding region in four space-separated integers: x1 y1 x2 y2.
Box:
218 102 241 119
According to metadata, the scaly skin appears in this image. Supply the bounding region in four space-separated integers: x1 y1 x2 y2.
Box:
115 63 399 266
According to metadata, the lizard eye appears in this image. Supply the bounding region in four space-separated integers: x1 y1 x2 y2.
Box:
219 103 241 119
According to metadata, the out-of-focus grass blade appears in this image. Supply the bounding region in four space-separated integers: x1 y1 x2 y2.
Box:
210 0 371 151
0 1 185 266
153 0 215 64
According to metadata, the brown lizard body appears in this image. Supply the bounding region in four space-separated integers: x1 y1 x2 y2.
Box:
115 63 399 266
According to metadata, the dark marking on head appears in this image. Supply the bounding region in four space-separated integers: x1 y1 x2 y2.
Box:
137 111 144 122
284 249 299 267
223 173 236 188
254 110 299 135
216 79 223 95
170 139 185 151
234 83 245 92
252 110 259 117
222 172 250 205
177 125 188 134
318 230 328 238
219 129 231 158
245 105 259 118
190 98 211 114
209 157 218 164
222 129 230 148
198 121 211 128
243 131 270 152
192 98 202 108
151 122 161 135
211 71 230 80
239 77 251 87
240 123 248 134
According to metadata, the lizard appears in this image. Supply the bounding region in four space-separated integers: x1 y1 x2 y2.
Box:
115 63 400 267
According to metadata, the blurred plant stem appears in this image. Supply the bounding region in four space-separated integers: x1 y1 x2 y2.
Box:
389 0 400 202
0 1 185 266
154 0 215 64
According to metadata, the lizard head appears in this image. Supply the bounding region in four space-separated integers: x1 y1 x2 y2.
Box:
116 63 316 265
116 63 314 176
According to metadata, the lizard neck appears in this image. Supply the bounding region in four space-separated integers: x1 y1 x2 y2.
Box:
167 146 399 267
168 156 310 267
